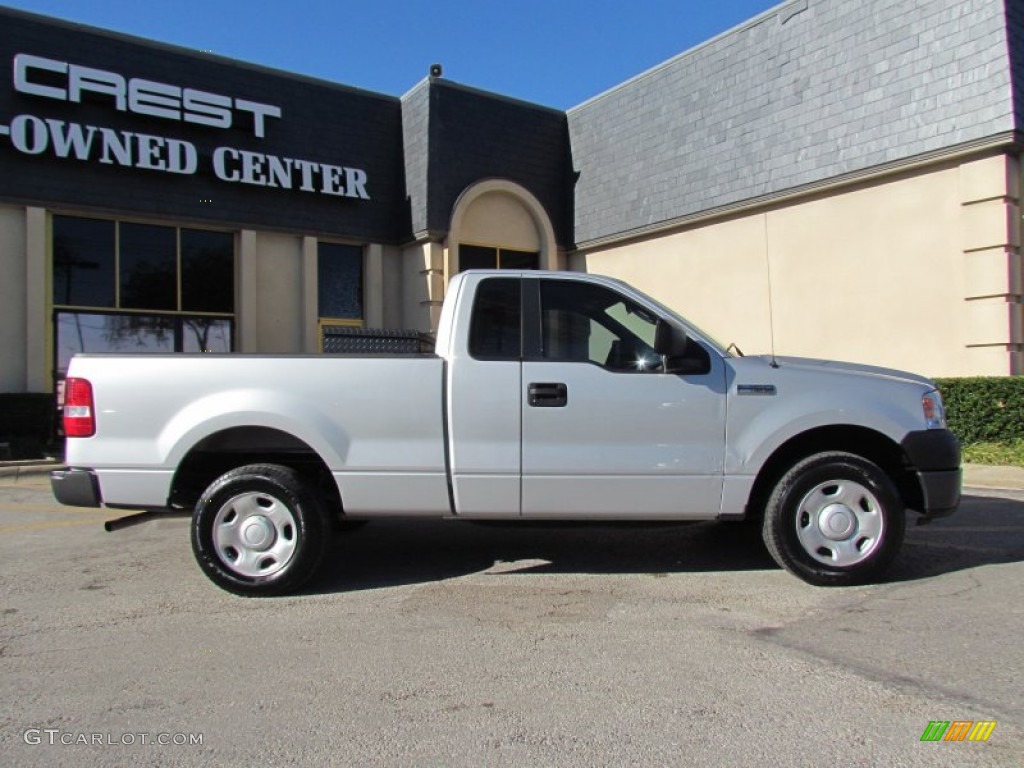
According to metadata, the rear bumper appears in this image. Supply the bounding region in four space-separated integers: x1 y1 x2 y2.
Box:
901 429 962 519
51 468 102 508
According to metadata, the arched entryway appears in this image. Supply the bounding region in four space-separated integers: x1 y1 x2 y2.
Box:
446 180 560 280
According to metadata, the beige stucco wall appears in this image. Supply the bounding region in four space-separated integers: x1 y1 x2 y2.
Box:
459 191 541 251
379 244 405 329
0 204 28 392
238 231 305 353
401 241 444 332
390 181 570 335
448 181 563 281
576 155 1023 377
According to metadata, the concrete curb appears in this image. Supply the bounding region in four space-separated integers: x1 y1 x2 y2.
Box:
961 463 1024 491
2 461 1023 490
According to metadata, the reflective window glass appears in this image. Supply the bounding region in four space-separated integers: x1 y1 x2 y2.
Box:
500 249 539 270
181 317 232 353
119 223 177 310
52 216 115 308
55 311 233 375
181 229 234 313
317 243 363 319
469 278 521 360
459 245 497 271
539 280 662 372
55 312 174 374
458 245 540 272
52 216 236 378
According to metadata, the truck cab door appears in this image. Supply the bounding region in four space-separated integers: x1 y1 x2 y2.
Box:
520 277 727 519
446 276 522 517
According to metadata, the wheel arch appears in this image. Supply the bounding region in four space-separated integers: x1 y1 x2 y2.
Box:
745 425 920 521
168 426 342 516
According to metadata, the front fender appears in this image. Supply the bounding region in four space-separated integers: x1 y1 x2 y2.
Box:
726 392 919 475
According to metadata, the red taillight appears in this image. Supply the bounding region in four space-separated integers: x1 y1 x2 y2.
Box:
64 377 95 437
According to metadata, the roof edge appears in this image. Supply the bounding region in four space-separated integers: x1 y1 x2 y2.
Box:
573 132 1020 250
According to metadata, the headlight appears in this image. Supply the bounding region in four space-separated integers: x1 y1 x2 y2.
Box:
922 390 946 429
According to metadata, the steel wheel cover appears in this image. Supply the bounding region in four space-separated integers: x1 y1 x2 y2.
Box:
794 478 884 567
212 491 298 578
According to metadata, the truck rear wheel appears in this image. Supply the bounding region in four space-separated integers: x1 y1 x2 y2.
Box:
191 464 329 596
762 451 905 586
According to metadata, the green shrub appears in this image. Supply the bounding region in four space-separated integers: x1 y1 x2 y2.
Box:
934 377 1024 444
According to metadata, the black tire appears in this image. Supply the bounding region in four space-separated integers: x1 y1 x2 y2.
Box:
333 519 369 533
191 464 329 597
762 451 905 586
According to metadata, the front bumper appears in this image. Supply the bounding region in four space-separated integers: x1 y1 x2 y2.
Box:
51 468 101 508
914 468 962 518
901 429 962 519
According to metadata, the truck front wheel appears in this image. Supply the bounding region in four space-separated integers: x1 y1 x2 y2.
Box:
762 452 905 586
191 464 329 596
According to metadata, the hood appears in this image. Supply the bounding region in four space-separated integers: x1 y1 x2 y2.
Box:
737 355 936 389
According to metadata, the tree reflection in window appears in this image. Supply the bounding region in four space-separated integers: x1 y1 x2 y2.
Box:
52 215 236 377
55 312 232 375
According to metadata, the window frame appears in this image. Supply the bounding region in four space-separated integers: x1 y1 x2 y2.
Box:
53 309 235 372
525 278 668 374
316 240 365 352
316 241 365 323
51 213 236 318
467 277 523 362
458 242 540 272
49 213 237 382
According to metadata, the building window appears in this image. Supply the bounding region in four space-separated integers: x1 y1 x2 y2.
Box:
317 242 364 349
52 215 235 377
53 216 115 308
459 244 539 271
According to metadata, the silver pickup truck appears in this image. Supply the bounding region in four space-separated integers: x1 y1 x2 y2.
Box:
52 270 961 595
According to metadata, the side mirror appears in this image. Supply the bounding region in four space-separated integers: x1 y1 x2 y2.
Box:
654 319 689 358
655 320 704 374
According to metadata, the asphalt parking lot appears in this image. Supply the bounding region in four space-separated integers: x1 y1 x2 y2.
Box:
0 471 1021 767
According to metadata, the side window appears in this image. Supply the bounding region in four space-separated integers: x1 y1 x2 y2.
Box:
469 278 521 360
539 280 662 372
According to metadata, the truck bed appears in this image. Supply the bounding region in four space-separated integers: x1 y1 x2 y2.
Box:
63 354 450 513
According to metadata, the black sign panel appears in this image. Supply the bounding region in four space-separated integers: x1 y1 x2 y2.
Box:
0 9 410 242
